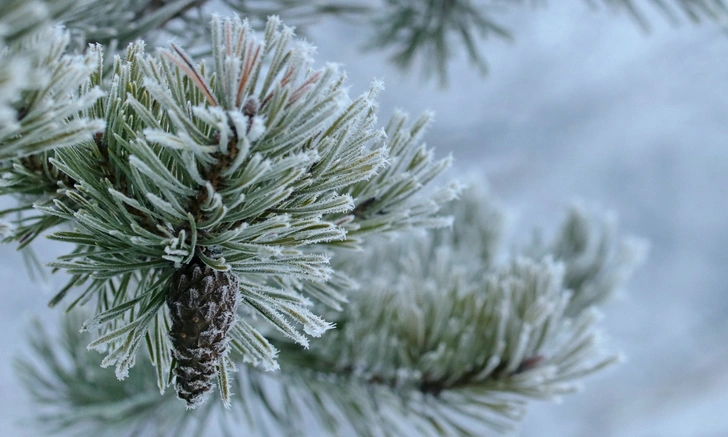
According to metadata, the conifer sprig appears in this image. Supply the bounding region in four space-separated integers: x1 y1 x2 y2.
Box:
526 203 649 316
0 23 104 161
589 0 728 30
13 15 455 403
253 186 636 436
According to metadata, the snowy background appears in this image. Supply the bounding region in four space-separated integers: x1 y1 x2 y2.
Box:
2 2 728 436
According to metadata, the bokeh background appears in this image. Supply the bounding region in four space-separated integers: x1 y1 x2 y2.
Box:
2 1 727 436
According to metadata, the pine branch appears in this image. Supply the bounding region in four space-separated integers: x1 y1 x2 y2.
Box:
0 150 75 247
365 0 514 86
5 14 456 406
525 203 649 316
0 0 80 46
241 184 643 436
46 0 204 50
326 110 462 247
221 0 370 29
15 312 219 437
586 0 728 30
1 0 657 421
0 14 104 236
363 0 728 85
0 14 104 161
17 183 643 436
256 188 623 435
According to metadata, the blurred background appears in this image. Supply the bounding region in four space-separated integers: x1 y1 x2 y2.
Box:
2 1 728 436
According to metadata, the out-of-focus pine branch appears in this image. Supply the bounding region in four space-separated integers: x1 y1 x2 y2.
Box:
585 0 728 30
0 1 105 161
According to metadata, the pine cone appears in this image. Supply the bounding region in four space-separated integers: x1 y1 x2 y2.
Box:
167 257 239 408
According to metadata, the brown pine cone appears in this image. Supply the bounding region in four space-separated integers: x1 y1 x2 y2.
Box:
167 256 239 408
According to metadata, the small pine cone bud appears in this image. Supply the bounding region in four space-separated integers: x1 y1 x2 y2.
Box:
242 96 259 118
167 257 239 408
